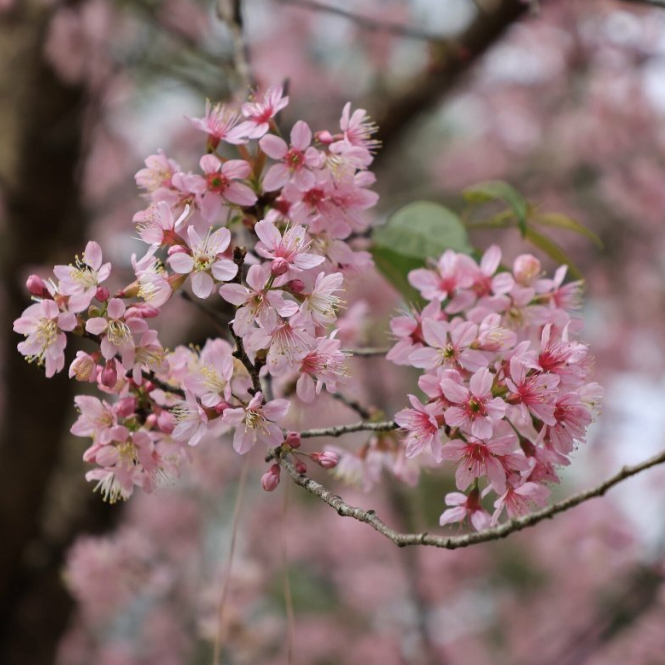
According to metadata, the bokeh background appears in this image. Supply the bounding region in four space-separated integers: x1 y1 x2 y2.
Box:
2 0 665 664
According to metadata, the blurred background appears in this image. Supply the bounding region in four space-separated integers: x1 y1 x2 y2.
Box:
2 0 665 663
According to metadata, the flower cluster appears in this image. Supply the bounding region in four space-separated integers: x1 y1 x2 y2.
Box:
391 247 603 530
13 87 379 502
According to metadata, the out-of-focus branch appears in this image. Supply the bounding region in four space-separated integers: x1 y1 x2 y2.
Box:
373 0 534 162
274 0 448 42
216 0 254 92
622 0 665 8
343 347 390 357
279 447 665 549
329 392 373 420
298 419 399 439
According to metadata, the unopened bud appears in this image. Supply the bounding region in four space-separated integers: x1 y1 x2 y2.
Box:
513 254 541 286
125 303 160 319
289 279 305 294
100 361 117 389
316 130 334 145
157 410 175 434
167 244 189 256
261 464 281 492
146 414 158 428
26 274 49 298
286 431 301 449
214 401 231 415
311 451 339 469
294 460 308 474
95 286 109 302
115 397 136 418
271 257 289 276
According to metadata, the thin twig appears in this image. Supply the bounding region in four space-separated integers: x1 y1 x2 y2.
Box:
274 0 447 43
279 448 665 549
216 0 254 92
342 347 390 357
179 290 233 338
299 420 398 439
329 392 373 420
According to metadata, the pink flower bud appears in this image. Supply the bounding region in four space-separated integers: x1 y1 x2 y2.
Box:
115 397 136 418
95 286 109 302
100 361 117 389
286 431 301 449
125 303 160 319
294 460 308 474
214 401 231 415
513 254 541 286
311 451 339 469
26 274 49 298
168 244 189 256
271 257 289 276
289 279 305 294
146 414 158 428
261 465 281 492
316 130 334 145
157 410 175 434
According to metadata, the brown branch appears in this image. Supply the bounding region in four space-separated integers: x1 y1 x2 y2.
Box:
343 347 390 357
279 448 665 549
216 0 254 92
298 419 398 439
329 392 373 420
273 0 447 43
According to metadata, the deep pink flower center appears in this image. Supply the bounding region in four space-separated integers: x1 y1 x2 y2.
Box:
285 149 304 170
207 173 229 193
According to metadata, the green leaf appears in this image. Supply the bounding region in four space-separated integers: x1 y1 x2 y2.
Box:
524 227 584 280
372 201 472 302
531 213 603 248
463 180 528 237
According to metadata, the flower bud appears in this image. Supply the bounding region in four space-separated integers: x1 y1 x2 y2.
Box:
311 451 339 469
286 431 301 449
513 254 541 286
261 464 281 492
315 130 334 145
294 460 308 474
26 274 49 298
125 303 160 319
146 414 158 428
289 279 305 294
271 257 289 276
168 244 189 256
95 286 109 302
115 397 136 418
100 361 117 389
157 410 175 434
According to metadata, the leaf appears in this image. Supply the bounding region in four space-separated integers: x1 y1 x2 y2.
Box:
463 180 528 237
372 201 472 302
524 227 583 280
531 213 603 248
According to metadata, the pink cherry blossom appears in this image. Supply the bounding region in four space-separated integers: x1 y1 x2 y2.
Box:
189 100 248 145
439 490 491 532
296 334 348 402
300 271 345 326
172 392 209 447
237 85 289 139
492 481 551 524
394 395 445 460
14 299 77 377
409 250 476 302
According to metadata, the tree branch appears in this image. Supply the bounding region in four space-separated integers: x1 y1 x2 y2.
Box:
279 448 665 549
273 0 448 43
298 419 398 439
343 347 390 357
216 0 254 92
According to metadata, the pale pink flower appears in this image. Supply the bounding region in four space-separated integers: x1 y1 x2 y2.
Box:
492 481 550 523
237 85 289 139
386 301 443 366
546 392 594 454
259 120 323 191
513 254 542 286
189 100 247 145
300 271 345 326
14 299 77 377
132 254 173 308
337 102 380 153
506 357 560 425
69 351 98 382
439 435 517 494
408 318 488 372
470 245 515 298
327 444 383 492
168 226 237 298
220 264 298 335
221 392 288 454
395 395 445 460
184 338 234 407
297 334 348 402
441 367 506 439
71 395 127 445
439 491 491 532
129 325 167 384
409 250 476 302
135 150 180 193
53 241 111 312
172 392 209 446
134 201 189 247
85 298 136 363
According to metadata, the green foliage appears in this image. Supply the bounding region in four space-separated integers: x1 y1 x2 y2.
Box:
371 201 472 302
463 180 529 236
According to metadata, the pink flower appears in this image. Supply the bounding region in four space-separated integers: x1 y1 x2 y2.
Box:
71 395 127 445
439 490 491 532
441 368 506 439
189 100 248 145
69 351 98 382
259 120 323 191
395 395 445 460
132 254 173 308
221 392 289 454
85 298 136 362
408 318 488 372
134 201 189 247
546 392 594 454
254 219 324 281
439 435 517 494
237 85 289 139
135 150 181 193
172 392 209 446
297 334 348 402
53 241 111 312
409 250 476 302
300 271 345 326
338 102 380 153
168 226 237 298
220 264 298 336
14 299 77 377
492 481 550 523
184 338 235 407
386 301 443 366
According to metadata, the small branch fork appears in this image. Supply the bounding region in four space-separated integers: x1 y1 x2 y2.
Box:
276 437 665 550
